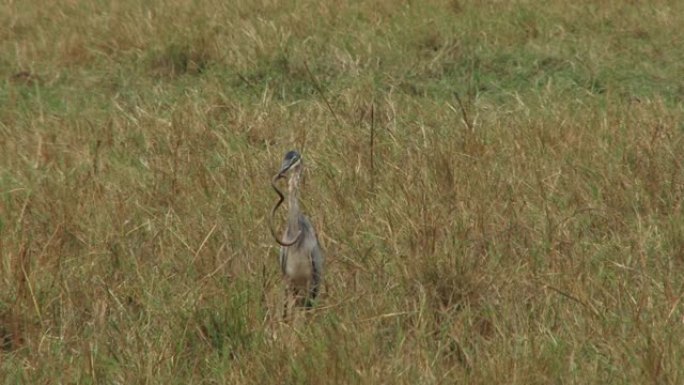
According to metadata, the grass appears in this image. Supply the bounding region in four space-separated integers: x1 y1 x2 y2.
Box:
1 0 683 383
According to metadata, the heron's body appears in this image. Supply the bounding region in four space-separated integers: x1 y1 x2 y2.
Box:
280 215 322 301
271 151 324 309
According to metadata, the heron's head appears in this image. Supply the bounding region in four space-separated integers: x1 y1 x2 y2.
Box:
276 150 302 179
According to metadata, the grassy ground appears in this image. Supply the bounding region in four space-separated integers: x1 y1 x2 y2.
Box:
1 0 684 383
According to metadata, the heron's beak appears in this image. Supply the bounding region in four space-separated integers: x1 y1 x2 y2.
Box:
275 167 288 180
276 157 300 178
274 165 290 180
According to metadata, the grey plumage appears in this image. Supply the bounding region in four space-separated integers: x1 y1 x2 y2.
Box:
270 150 324 308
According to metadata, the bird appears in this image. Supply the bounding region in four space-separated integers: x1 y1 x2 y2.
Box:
269 150 324 311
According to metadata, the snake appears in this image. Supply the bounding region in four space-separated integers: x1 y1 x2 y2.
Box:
269 174 302 246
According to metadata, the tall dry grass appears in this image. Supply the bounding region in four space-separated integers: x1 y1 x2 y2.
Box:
1 0 683 383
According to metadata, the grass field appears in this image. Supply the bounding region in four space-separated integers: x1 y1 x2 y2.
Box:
1 0 684 383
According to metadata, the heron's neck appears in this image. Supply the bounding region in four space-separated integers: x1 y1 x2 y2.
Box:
287 170 301 227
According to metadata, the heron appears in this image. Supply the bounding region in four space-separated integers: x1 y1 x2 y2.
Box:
269 150 324 310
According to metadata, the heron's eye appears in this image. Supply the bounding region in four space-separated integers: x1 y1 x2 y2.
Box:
284 150 299 162
283 150 301 167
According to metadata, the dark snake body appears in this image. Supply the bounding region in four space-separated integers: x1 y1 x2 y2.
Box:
269 175 302 246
